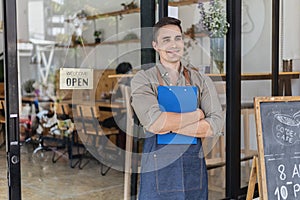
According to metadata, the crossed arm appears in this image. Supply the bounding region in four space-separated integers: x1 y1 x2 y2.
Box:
148 109 213 138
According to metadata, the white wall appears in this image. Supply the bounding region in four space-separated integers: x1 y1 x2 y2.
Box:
86 13 141 69
17 0 29 41
241 0 273 100
62 12 141 70
282 0 300 96
282 0 300 60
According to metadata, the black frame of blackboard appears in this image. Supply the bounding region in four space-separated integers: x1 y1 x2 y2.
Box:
254 96 300 200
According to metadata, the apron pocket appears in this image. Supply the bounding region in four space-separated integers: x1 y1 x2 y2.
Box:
154 153 184 193
182 154 206 191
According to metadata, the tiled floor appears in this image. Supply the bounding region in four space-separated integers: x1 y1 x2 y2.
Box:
0 143 226 200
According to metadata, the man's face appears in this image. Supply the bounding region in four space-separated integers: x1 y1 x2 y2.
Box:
152 25 184 64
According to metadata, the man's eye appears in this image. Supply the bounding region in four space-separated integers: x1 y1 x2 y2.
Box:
163 39 170 43
175 36 183 41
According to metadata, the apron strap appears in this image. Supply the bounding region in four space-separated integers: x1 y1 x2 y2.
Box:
157 68 165 86
157 66 191 86
183 68 191 86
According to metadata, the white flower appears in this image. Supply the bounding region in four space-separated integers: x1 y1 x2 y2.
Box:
198 0 230 38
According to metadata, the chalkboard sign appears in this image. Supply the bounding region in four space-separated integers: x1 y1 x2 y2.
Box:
255 96 300 200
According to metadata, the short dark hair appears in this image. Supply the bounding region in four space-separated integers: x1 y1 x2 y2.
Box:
116 62 132 74
153 17 182 41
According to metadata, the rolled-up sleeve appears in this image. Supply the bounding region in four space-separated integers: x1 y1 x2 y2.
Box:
130 71 162 130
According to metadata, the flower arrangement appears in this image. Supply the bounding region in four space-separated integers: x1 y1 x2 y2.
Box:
198 0 229 38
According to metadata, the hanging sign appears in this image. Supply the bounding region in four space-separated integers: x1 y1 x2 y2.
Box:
59 68 93 89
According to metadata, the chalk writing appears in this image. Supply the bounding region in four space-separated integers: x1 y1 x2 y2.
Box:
272 111 300 146
259 100 300 199
273 163 300 199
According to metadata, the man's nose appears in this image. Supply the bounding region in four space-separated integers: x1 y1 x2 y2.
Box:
170 40 177 48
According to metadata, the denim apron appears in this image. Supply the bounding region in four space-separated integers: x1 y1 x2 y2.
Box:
138 67 208 200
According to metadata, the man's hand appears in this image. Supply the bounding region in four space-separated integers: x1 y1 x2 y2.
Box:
148 109 206 134
197 108 205 121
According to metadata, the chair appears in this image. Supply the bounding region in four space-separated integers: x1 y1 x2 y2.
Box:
55 102 72 118
75 104 119 175
204 82 226 166
51 102 82 168
31 105 67 162
206 81 257 163
205 81 257 189
203 82 226 191
241 104 257 176
213 82 257 161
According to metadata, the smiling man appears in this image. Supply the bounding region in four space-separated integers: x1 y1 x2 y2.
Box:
153 23 184 66
131 17 224 200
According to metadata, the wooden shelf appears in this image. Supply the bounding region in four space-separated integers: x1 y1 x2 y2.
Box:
56 39 140 48
169 0 208 7
86 8 140 20
86 0 209 20
208 72 300 81
99 39 140 45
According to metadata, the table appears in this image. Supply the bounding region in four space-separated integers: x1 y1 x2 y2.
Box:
60 99 125 110
208 71 300 81
0 95 54 103
21 96 53 104
61 98 126 170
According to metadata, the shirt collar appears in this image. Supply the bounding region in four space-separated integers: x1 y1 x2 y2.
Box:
156 63 168 78
156 62 185 76
156 62 186 86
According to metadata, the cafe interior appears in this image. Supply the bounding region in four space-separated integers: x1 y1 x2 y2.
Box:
0 0 300 199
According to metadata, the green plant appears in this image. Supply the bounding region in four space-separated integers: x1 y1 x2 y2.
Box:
198 0 229 38
121 1 138 10
22 79 35 93
94 30 102 38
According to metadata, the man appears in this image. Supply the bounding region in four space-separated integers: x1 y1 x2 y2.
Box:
131 17 223 199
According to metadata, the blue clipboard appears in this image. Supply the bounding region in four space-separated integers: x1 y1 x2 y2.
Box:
157 85 198 144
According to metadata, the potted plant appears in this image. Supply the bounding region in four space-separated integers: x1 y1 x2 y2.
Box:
198 0 229 73
94 30 102 43
22 79 36 96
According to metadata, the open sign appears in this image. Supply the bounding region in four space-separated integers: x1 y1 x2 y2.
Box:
59 68 93 89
